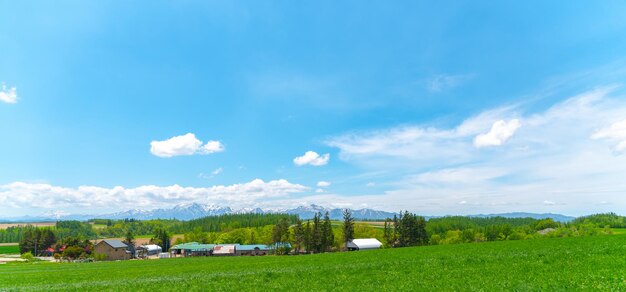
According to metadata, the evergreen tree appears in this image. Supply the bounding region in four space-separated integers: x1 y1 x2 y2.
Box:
303 220 312 253
19 228 56 256
150 229 171 251
311 213 322 253
394 211 428 247
123 230 136 258
293 218 305 253
272 217 291 244
383 218 394 247
342 209 355 249
321 212 334 252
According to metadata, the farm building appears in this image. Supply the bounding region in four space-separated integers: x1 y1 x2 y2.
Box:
236 245 271 256
213 244 237 256
170 242 215 257
135 244 163 258
94 239 131 261
170 243 278 257
142 244 162 256
346 238 382 251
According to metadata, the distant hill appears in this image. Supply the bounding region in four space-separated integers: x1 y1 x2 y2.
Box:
468 212 575 222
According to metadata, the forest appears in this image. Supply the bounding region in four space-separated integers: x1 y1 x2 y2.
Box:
2 212 621 259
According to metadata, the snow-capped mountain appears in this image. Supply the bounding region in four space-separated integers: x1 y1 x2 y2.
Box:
98 203 396 221
104 203 233 220
0 203 575 222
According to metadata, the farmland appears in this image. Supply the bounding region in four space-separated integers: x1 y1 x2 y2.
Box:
0 222 56 230
1 234 624 291
0 245 19 254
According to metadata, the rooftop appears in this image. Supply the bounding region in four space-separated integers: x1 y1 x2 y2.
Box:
101 239 128 249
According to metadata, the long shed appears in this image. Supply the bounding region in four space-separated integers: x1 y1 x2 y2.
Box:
346 238 383 251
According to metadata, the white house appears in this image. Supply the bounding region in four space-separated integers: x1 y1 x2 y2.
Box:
346 238 383 251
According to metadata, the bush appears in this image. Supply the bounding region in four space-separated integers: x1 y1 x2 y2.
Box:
93 253 107 261
508 232 526 241
20 252 34 262
63 246 84 260
429 234 441 245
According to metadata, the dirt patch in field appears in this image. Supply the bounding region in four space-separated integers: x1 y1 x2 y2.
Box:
0 243 18 247
0 222 56 230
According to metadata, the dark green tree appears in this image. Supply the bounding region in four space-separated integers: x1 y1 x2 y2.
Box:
292 218 305 253
383 218 395 247
303 220 312 253
123 230 136 258
342 209 355 249
321 212 334 252
150 229 171 251
311 213 322 253
272 217 291 244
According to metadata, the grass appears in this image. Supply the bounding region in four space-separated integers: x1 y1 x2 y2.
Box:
1 235 625 291
0 245 20 254
610 228 626 235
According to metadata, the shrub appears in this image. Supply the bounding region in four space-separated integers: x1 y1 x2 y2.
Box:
93 253 107 261
20 252 34 262
429 234 441 245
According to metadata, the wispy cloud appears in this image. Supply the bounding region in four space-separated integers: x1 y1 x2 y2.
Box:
426 73 474 93
323 86 626 215
591 119 626 153
150 133 224 158
0 83 18 104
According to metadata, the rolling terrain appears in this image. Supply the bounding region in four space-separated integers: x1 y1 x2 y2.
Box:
1 234 624 290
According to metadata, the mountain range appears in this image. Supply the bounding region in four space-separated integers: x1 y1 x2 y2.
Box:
0 203 576 222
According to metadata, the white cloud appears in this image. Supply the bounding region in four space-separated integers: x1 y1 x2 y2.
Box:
150 133 224 158
293 151 330 166
322 86 626 215
315 188 325 193
317 181 331 187
0 83 18 104
212 168 223 175
591 119 626 153
426 74 474 93
202 141 226 154
543 200 556 206
0 179 307 212
473 119 522 148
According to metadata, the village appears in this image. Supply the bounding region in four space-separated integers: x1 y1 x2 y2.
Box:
93 238 383 261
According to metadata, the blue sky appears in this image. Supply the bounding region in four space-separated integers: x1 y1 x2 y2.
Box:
2 1 626 217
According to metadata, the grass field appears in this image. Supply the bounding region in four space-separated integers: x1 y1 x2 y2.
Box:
1 234 624 291
0 245 19 254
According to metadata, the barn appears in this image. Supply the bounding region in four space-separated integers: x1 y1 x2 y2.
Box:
346 238 383 251
169 242 215 257
94 239 131 261
213 244 237 256
236 245 271 256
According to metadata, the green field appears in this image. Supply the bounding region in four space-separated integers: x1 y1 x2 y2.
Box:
0 245 19 254
1 235 625 291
